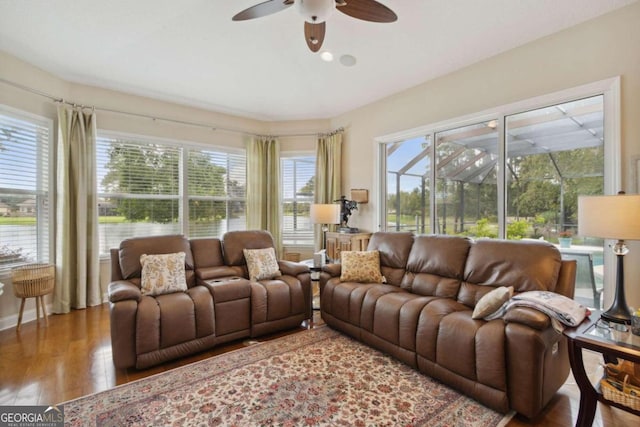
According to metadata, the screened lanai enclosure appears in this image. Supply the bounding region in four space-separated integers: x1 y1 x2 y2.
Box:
383 94 605 308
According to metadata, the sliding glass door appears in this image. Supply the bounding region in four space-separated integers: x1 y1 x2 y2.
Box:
385 136 431 233
379 84 613 309
435 121 498 237
505 95 604 307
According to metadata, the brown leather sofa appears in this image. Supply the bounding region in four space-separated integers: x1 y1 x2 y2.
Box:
320 232 577 419
108 230 311 369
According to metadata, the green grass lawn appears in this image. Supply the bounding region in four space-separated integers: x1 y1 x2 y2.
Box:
0 216 36 225
98 216 127 224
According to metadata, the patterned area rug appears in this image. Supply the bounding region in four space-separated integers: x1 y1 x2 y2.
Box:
62 327 513 426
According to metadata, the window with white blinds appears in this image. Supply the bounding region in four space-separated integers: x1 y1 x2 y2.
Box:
188 148 246 238
0 106 51 271
97 132 246 254
281 154 315 246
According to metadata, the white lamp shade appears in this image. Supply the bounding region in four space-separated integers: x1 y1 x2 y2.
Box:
310 203 340 225
578 194 640 240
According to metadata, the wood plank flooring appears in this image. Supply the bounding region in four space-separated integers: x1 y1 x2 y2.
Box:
0 304 638 426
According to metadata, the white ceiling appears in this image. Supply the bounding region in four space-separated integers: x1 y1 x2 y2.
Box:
0 0 636 121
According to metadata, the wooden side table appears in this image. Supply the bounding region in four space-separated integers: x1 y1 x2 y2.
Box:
325 231 372 261
12 263 55 331
564 311 640 426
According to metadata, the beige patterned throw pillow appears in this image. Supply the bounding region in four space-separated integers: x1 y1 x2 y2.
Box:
472 286 514 319
340 250 384 283
140 252 188 296
243 247 282 281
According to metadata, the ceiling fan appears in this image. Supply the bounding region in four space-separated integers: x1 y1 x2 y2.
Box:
232 0 397 53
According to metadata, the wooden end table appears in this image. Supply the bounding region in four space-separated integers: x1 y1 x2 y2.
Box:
564 311 640 427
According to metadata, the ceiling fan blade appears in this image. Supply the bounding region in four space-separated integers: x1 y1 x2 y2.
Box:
304 21 326 52
336 0 397 23
232 0 292 21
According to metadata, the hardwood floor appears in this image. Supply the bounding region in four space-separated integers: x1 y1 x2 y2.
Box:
0 304 638 426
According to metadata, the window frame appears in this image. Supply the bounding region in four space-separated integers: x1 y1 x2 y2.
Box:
281 151 316 248
96 130 247 255
376 77 620 235
0 104 54 276
376 76 621 294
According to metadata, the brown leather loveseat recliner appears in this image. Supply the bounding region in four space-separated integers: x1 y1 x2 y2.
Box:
108 230 311 369
320 232 577 419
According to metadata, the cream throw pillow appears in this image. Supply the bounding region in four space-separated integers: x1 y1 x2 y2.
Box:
140 252 188 296
243 248 282 281
472 286 514 319
340 250 384 283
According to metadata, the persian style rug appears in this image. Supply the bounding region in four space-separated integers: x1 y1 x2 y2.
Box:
62 327 513 426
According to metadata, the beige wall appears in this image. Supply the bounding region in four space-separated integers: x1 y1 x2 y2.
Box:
1 2 640 326
330 2 640 309
0 53 326 328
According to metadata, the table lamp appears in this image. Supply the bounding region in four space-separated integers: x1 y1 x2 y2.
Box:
310 203 341 260
578 193 640 324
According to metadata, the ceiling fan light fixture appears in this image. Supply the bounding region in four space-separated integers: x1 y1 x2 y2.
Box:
320 51 334 62
298 0 335 23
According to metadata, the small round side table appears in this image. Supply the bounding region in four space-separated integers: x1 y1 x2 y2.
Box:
11 263 55 331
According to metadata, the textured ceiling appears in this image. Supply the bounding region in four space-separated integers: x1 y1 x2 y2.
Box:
0 0 636 121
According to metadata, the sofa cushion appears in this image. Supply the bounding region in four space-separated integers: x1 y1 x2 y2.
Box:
119 235 194 280
463 239 561 293
223 230 276 266
367 232 414 286
190 238 225 269
472 286 514 319
405 235 471 296
140 252 188 296
406 235 471 279
243 247 282 281
340 250 384 283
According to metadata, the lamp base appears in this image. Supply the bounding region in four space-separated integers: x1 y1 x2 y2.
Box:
600 249 632 325
601 306 631 324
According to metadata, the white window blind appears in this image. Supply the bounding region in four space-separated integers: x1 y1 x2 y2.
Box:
188 148 246 238
97 134 183 254
97 132 247 253
281 155 315 246
0 107 51 271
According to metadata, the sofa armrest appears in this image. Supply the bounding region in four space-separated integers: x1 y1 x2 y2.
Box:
196 265 244 281
108 280 142 303
278 260 309 276
504 307 551 331
322 263 342 277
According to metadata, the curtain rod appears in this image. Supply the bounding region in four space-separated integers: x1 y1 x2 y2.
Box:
0 77 334 139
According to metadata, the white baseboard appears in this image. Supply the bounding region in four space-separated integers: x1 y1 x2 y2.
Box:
0 293 109 331
0 303 53 331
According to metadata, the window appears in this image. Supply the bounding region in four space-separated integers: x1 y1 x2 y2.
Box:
281 154 315 246
435 121 498 237
188 148 246 238
380 90 611 243
385 137 431 233
506 96 604 241
0 106 52 271
97 132 246 254
379 80 618 309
